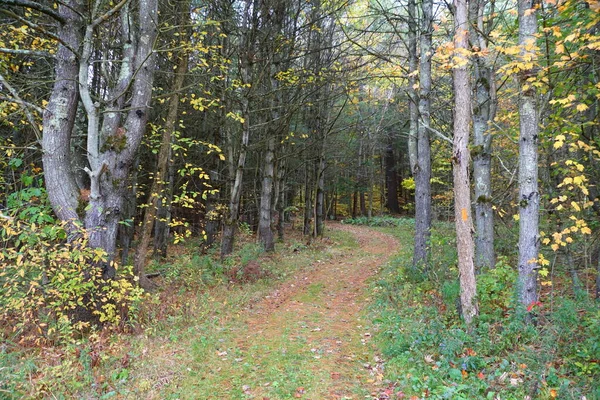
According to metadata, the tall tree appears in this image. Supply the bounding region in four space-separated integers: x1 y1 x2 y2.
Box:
452 0 478 325
413 0 433 270
36 0 159 278
470 0 497 271
517 0 540 318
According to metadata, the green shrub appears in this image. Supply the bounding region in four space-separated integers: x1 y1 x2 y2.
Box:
0 190 144 343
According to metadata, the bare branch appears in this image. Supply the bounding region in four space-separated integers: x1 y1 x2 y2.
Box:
0 72 41 140
0 8 79 57
0 47 54 58
3 0 65 24
91 0 129 28
0 95 43 113
425 124 452 144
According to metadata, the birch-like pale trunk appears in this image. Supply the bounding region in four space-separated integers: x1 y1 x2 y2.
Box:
452 0 478 325
517 0 540 317
470 0 497 271
413 0 433 270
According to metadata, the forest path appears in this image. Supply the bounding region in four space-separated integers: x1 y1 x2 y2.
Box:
180 223 400 399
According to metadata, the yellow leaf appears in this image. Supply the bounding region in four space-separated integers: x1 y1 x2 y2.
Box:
555 43 565 54
571 201 581 211
551 243 559 251
581 227 592 235
576 103 589 112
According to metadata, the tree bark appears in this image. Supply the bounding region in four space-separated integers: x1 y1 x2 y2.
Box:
258 135 276 251
413 0 433 271
517 0 540 319
41 0 83 235
407 0 418 175
470 0 496 271
452 0 478 326
83 0 158 278
385 141 400 213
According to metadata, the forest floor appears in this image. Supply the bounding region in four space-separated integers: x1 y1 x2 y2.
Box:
134 222 400 399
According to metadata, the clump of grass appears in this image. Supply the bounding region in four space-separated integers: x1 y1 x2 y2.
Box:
367 221 599 399
342 215 415 228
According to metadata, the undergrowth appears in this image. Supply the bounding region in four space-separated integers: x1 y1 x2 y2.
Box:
363 218 599 400
0 227 351 398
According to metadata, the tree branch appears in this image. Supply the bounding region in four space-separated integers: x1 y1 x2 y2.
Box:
0 8 79 57
425 124 453 144
3 0 65 24
0 72 41 140
0 47 55 58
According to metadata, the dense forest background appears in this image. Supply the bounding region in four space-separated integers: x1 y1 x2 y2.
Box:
1 0 599 398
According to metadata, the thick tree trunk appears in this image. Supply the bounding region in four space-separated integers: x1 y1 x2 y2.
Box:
452 0 478 326
470 0 496 271
42 0 83 234
413 0 433 271
134 52 188 288
517 0 540 318
74 0 158 279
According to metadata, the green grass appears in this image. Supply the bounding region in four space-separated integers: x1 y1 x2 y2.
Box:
358 218 600 400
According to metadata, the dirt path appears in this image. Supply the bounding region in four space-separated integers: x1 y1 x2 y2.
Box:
185 223 400 399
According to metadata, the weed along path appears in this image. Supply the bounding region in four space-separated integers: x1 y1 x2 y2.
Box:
173 223 399 399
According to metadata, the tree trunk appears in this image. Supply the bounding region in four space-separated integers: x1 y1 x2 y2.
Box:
303 163 313 235
258 136 276 251
385 142 400 213
134 51 188 288
78 0 158 278
314 149 326 237
153 157 175 258
452 0 478 326
407 0 418 175
42 0 83 235
413 0 433 271
470 0 496 271
517 0 540 319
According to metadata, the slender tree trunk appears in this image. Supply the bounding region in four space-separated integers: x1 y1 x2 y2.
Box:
413 0 433 271
470 0 496 271
452 0 478 325
517 0 540 318
221 0 253 257
385 141 400 213
221 100 250 257
258 136 276 251
134 51 188 288
153 158 175 258
303 162 313 235
314 147 326 236
407 0 418 175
